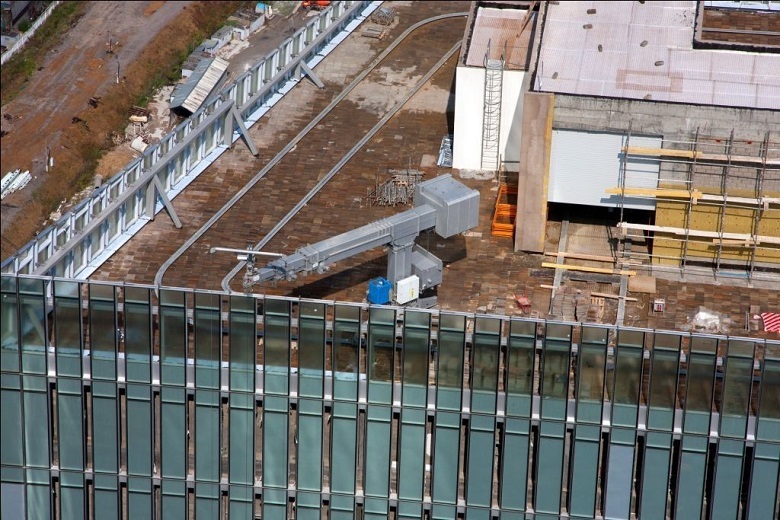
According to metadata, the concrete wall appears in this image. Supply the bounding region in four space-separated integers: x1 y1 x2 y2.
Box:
551 95 780 143
452 65 525 171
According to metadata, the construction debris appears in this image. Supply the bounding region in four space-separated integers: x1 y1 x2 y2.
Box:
2 169 32 199
371 6 395 25
365 169 424 207
437 134 453 167
361 25 385 39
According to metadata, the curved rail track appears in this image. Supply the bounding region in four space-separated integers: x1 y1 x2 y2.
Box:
150 9 468 290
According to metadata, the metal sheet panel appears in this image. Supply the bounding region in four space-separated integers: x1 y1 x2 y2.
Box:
549 130 661 210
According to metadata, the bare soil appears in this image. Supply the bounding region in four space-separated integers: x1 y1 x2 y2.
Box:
1 1 246 259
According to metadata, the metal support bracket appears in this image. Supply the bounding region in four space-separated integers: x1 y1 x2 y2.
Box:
147 176 183 228
296 61 325 89
230 104 259 156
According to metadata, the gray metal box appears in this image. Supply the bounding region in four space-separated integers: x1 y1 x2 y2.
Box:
415 174 480 238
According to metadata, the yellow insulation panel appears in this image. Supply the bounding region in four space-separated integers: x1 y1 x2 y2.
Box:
651 185 780 266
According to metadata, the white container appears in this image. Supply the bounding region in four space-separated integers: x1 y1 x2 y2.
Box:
395 275 419 305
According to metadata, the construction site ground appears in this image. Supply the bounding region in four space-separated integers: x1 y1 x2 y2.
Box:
76 1 778 339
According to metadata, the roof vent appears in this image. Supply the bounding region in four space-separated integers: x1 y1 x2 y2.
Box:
655 60 664 66
598 44 603 52
583 23 593 29
552 72 559 79
587 8 597 14
640 40 648 47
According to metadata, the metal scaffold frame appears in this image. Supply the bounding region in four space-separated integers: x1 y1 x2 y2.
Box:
611 130 779 283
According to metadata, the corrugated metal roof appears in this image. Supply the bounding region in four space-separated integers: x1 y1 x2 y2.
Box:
170 57 229 114
536 1 780 110
465 7 535 70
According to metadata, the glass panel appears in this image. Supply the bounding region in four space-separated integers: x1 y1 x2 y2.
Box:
613 346 642 405
398 409 426 501
747 443 780 520
541 339 569 420
568 425 600 518
499 419 529 511
1 278 20 372
507 324 534 395
1 384 23 465
230 399 255 486
160 290 186 386
639 433 672 520
402 311 429 406
720 354 752 438
54 281 81 377
465 415 494 507
535 421 565 514
297 400 323 492
683 348 715 434
364 406 391 498
648 346 679 431
229 296 255 393
58 381 84 471
437 314 465 411
92 383 118 473
368 308 394 404
603 429 635 519
710 440 744 520
432 411 460 504
675 435 707 519
263 396 288 488
472 319 500 391
330 402 357 494
757 359 780 441
368 309 395 381
89 284 116 379
124 287 151 383
161 388 186 479
577 343 605 424
194 294 221 390
23 382 49 468
195 391 220 482
127 385 152 476
299 302 325 399
263 299 290 395
19 278 46 374
333 305 360 401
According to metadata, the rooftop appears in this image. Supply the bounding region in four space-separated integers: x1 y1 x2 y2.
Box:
464 6 535 70
536 1 780 109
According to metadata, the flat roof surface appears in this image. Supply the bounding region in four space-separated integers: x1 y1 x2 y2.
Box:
465 7 535 70
536 1 780 109
90 1 779 338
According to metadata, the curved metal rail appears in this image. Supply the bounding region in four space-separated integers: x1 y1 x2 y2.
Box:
154 12 468 288
221 40 462 292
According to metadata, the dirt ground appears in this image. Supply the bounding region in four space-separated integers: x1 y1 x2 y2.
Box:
0 1 192 236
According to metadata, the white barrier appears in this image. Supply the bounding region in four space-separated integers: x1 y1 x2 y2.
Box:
0 1 62 66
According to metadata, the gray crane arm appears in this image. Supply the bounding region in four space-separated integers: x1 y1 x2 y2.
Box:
251 205 437 283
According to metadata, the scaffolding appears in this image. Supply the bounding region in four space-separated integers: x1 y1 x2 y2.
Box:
612 130 779 283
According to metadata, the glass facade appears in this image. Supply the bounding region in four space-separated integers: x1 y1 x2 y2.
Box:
1 275 779 519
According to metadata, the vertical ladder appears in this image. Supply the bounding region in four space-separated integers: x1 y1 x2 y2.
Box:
481 58 504 171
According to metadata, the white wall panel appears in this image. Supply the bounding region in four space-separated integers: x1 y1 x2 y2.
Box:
548 130 661 210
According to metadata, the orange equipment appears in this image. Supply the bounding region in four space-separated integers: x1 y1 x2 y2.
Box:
303 0 331 10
